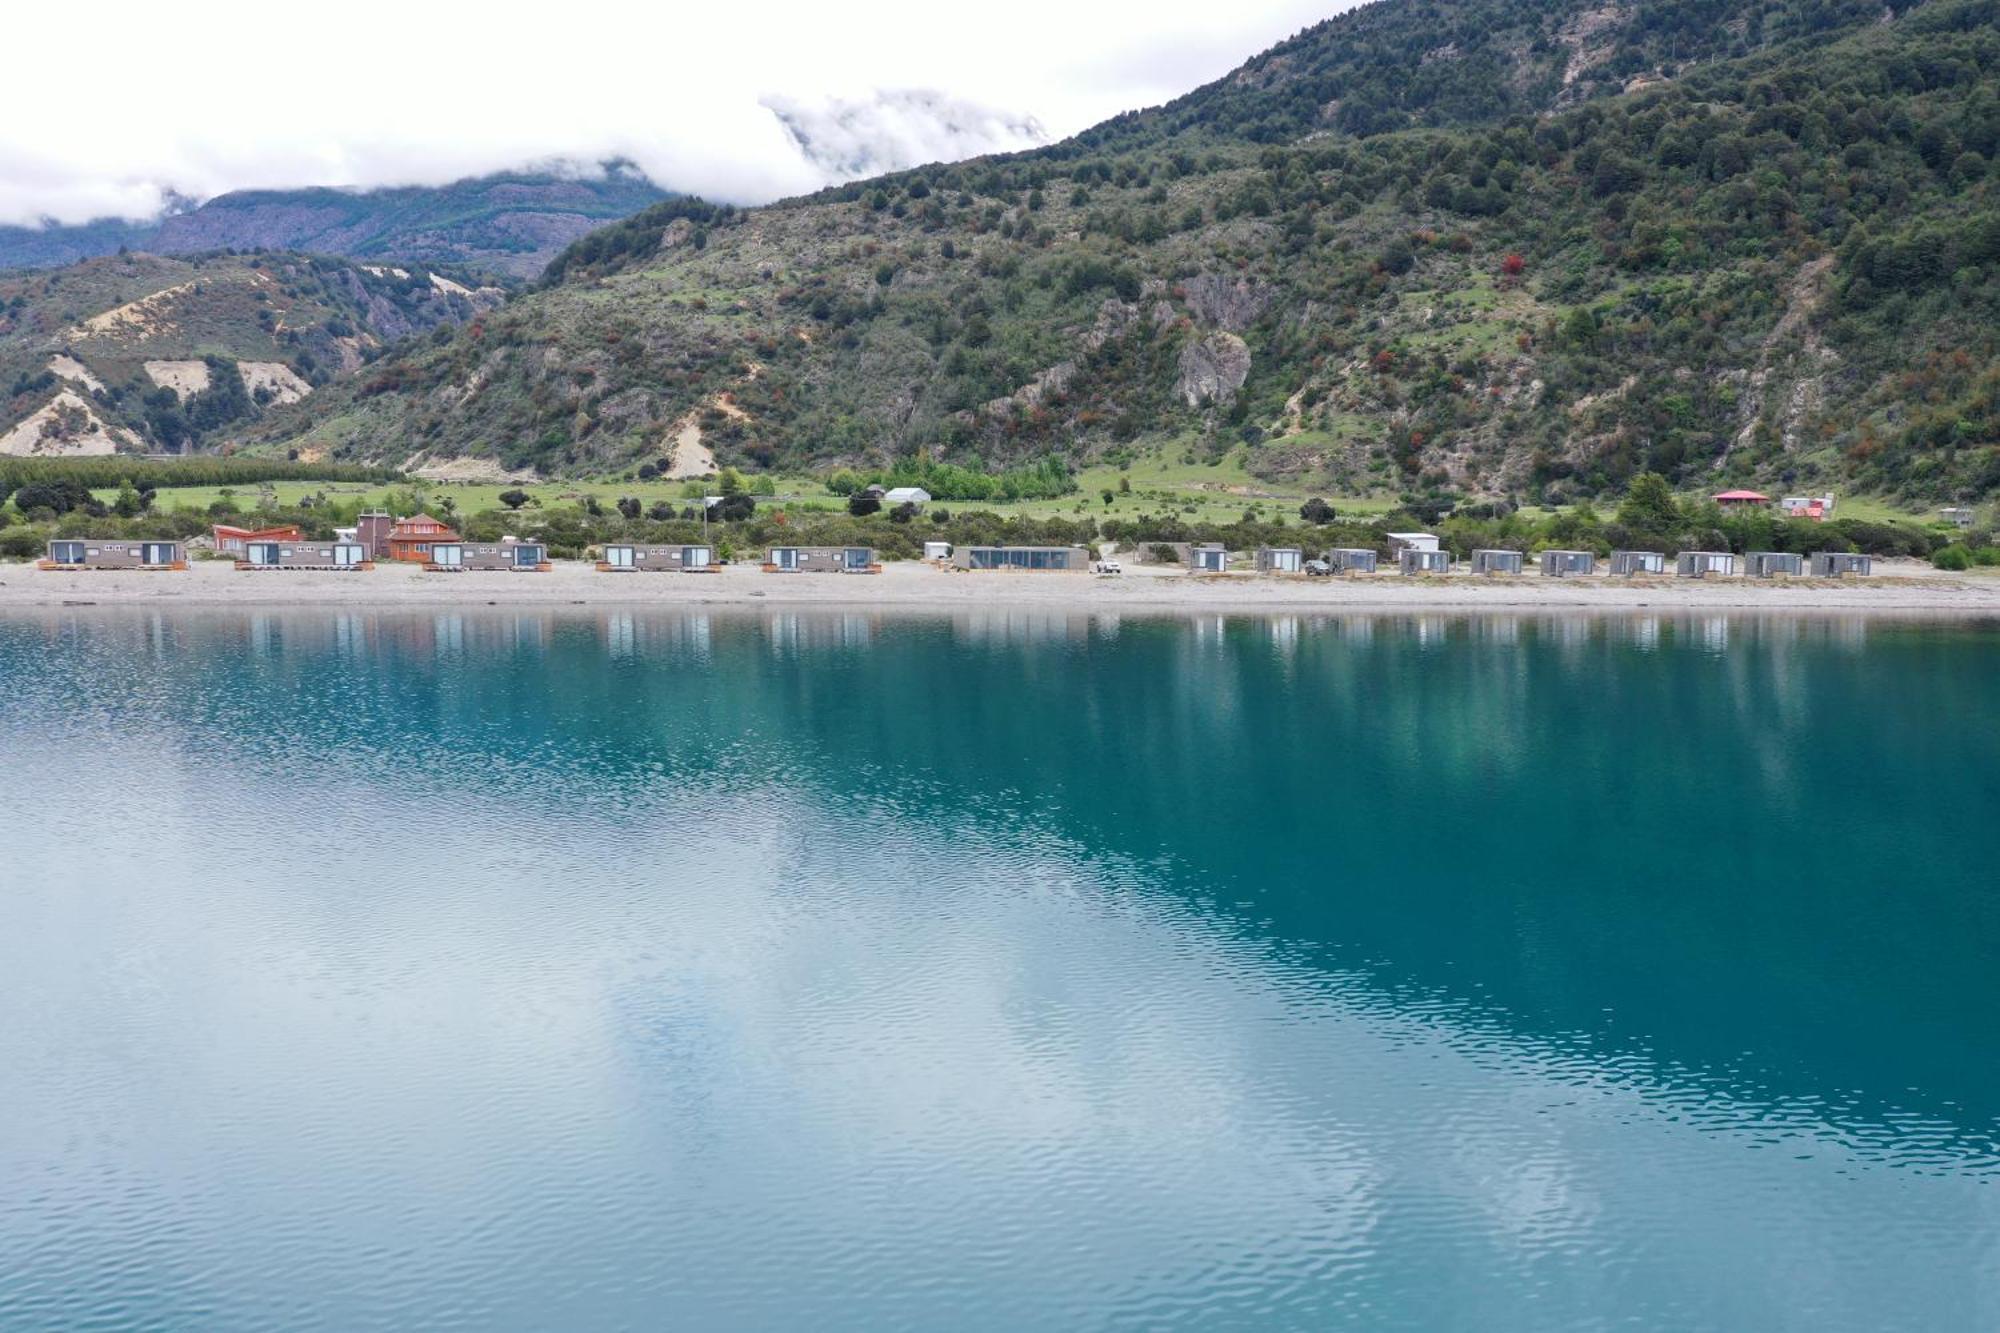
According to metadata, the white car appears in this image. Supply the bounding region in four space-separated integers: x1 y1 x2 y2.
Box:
1093 559 1123 575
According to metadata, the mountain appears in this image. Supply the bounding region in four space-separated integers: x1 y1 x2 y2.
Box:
0 165 671 281
1 251 501 457
251 0 2000 503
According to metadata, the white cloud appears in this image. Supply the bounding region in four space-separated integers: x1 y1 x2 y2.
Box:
0 0 1345 225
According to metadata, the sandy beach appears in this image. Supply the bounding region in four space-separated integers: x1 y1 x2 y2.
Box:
2 557 1997 615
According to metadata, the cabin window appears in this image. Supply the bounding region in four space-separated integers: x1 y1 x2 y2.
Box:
514 546 543 568
843 548 870 570
606 546 635 569
684 547 711 569
772 548 799 570
51 541 86 564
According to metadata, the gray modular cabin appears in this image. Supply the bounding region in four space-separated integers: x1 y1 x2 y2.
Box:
1676 551 1738 578
1399 548 1453 575
1540 549 1596 577
41 539 186 570
1328 548 1378 573
1255 547 1304 574
1747 551 1804 578
1809 551 1872 577
952 546 1090 571
239 539 370 570
764 546 880 574
428 542 552 572
1469 549 1523 575
1611 550 1667 576
598 543 717 572
1187 543 1229 573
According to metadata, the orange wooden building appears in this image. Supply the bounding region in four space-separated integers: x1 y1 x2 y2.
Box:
385 514 461 563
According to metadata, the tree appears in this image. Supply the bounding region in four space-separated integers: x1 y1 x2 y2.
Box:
889 501 919 524
1617 471 1682 534
1102 489 1115 506
617 496 642 520
1300 497 1337 524
848 492 882 517
710 493 756 522
718 467 745 497
499 489 532 509
112 481 144 518
647 501 674 521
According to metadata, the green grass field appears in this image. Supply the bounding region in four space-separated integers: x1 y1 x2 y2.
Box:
93 444 1401 526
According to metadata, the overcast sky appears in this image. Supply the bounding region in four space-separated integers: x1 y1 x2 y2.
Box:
1 0 1347 226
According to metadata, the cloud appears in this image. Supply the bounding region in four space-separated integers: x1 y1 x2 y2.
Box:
760 91 1050 183
0 0 1352 227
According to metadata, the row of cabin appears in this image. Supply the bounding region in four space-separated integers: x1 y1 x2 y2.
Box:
33 537 1875 581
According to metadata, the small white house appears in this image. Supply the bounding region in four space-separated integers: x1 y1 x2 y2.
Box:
922 540 952 562
1387 532 1440 554
883 487 931 507
1940 507 1976 528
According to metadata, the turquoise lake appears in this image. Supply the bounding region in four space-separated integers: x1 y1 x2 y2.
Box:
1 608 1996 1329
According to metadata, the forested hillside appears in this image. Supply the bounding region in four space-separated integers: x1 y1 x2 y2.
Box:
252 0 2000 503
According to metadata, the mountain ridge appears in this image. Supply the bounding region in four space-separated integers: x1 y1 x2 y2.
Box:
0 165 671 280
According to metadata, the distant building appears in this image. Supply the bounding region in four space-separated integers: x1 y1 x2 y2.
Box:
1399 548 1452 575
239 539 370 571
386 514 460 563
1713 490 1771 508
1611 550 1666 576
1540 550 1596 577
1328 548 1378 573
952 545 1090 571
598 543 717 572
1255 547 1303 574
1469 549 1523 575
427 541 551 572
1387 532 1440 554
355 512 397 558
212 523 303 555
1809 552 1872 577
1779 495 1834 521
1940 507 1976 528
922 540 953 563
882 487 931 507
764 546 879 573
1747 551 1804 578
41 539 187 571
1187 543 1229 574
1676 551 1738 578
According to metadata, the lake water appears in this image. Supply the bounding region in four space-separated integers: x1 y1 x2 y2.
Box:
2 608 1996 1330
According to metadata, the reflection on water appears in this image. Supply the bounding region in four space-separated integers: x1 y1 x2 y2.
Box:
1 609 1997 1330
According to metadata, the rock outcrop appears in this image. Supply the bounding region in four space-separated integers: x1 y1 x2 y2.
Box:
1177 333 1251 407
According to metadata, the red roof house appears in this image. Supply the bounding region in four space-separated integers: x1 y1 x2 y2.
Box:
385 514 461 562
1712 489 1771 507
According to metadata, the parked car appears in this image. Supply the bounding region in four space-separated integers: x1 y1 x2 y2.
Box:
1093 559 1123 575
1303 558 1334 577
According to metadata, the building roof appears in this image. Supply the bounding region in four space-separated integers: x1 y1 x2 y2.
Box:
213 524 303 540
1713 489 1771 501
388 514 460 541
883 486 931 502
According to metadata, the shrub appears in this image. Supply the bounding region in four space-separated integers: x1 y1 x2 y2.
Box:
1932 544 1972 571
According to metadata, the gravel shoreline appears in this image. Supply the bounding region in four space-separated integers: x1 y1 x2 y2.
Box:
1 557 1996 616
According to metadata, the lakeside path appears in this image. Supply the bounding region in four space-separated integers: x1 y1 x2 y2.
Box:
3 558 1998 615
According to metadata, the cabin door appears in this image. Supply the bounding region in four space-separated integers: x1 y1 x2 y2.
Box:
685 547 711 570
773 548 798 570
142 544 175 566
607 546 634 569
